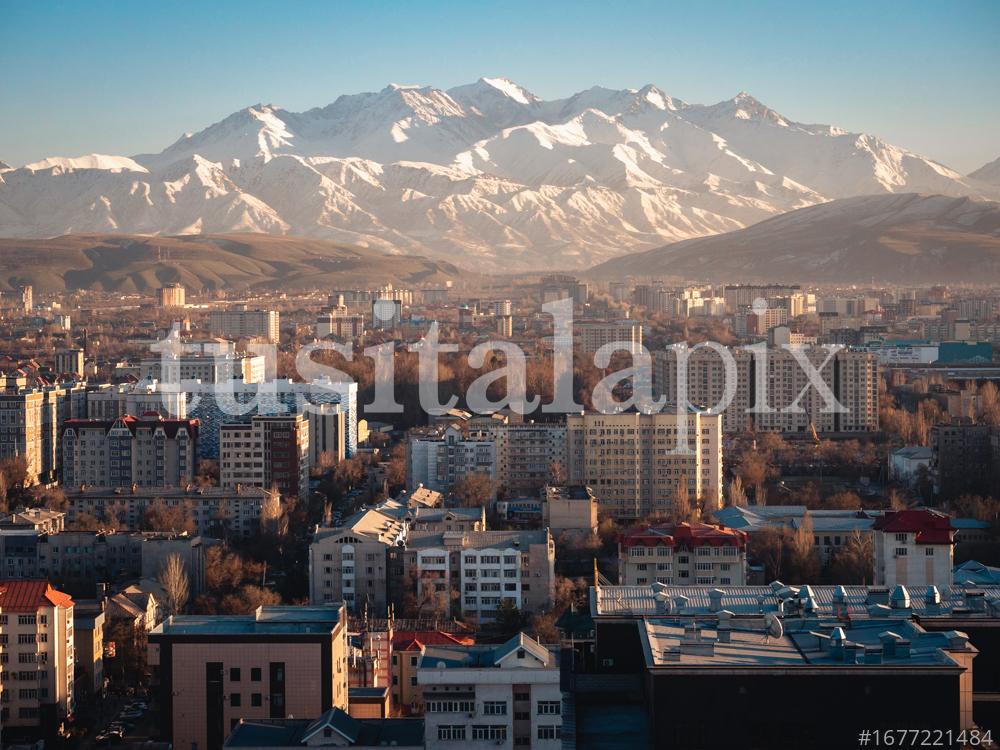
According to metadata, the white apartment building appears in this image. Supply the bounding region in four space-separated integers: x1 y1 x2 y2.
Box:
418 633 562 750
0 580 75 729
86 379 187 419
208 308 280 343
565 410 723 520
140 353 267 384
873 509 955 588
61 415 198 488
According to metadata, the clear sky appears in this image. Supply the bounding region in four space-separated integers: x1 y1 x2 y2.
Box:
2 0 998 172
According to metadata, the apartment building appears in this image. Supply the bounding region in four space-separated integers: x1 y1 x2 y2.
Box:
0 375 88 485
406 424 497 495
1 509 66 534
316 308 365 340
618 522 748 586
73 600 105 701
873 509 955 588
220 414 310 500
86 378 187 419
542 485 598 535
399 529 555 624
722 284 801 312
565 410 723 520
417 632 562 750
148 604 349 750
309 508 408 613
189 378 357 460
308 403 346 466
140 352 267 385
931 418 998 499
0 580 75 729
54 348 84 378
468 420 567 495
209 308 280 343
64 485 276 537
309 498 486 613
653 346 879 434
61 415 198 488
575 319 643 356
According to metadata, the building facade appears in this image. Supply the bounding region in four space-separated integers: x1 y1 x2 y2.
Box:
209 308 281 343
618 522 748 586
220 415 310 500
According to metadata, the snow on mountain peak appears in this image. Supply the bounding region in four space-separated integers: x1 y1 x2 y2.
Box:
2 77 993 272
477 77 538 104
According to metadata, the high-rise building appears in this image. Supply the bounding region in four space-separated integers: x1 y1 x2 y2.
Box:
61 415 198 488
371 298 402 330
157 284 186 308
565 410 723 520
930 418 998 499
208 308 280 343
54 348 85 378
188 378 357 460
406 424 496 495
469 420 567 496
140 352 267 384
0 580 76 729
0 376 87 485
315 308 365 340
148 605 349 750
307 403 346 467
654 346 879 434
496 314 513 337
86 378 187 419
20 284 33 314
575 319 643 356
220 414 310 500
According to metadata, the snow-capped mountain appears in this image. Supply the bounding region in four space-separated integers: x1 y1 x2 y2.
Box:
1 78 995 270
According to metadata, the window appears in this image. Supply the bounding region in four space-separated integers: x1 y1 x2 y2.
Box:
925 548 934 556
230 667 241 681
537 701 561 715
438 725 466 740
472 726 507 741
895 533 907 542
895 547 908 557
428 699 474 713
483 700 507 715
251 667 262 681
230 693 241 707
251 693 262 707
538 725 562 740
17 615 36 626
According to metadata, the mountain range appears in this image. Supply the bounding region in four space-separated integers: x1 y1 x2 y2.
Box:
1 78 998 271
589 193 1000 284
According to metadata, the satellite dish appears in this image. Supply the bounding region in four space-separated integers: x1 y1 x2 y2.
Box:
763 613 784 642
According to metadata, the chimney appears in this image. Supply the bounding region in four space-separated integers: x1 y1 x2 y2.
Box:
708 588 724 612
945 630 969 650
830 627 846 660
925 586 941 608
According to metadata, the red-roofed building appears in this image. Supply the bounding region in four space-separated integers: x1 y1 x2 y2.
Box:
389 631 477 716
618 522 748 587
0 580 76 728
874 508 955 587
61 415 199 488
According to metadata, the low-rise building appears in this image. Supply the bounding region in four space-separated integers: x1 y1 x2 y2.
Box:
224 708 423 750
148 605 349 750
618 522 748 586
542 484 598 536
873 509 955 588
418 632 562 749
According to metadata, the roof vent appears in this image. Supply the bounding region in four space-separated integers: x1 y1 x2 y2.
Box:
889 585 911 610
925 586 941 607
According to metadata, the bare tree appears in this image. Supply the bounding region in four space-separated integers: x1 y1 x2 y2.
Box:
159 553 190 616
727 476 748 508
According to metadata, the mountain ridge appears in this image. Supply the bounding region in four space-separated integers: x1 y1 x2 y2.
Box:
2 79 997 271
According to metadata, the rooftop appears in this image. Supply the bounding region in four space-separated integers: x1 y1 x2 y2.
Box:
0 579 73 612
225 708 423 748
150 604 343 638
619 521 746 549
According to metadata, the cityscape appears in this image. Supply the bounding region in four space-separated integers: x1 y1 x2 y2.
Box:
1 3 1000 750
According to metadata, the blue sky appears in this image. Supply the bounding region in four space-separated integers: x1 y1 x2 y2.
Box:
2 0 998 172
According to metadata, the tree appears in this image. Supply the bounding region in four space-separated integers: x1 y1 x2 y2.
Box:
787 516 821 582
260 491 289 538
159 554 190 616
334 456 365 491
0 456 29 491
669 474 696 523
143 498 196 534
495 599 525 636
68 511 103 531
726 476 748 508
827 531 873 584
748 527 784 582
451 472 497 508
218 585 282 615
737 453 771 504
